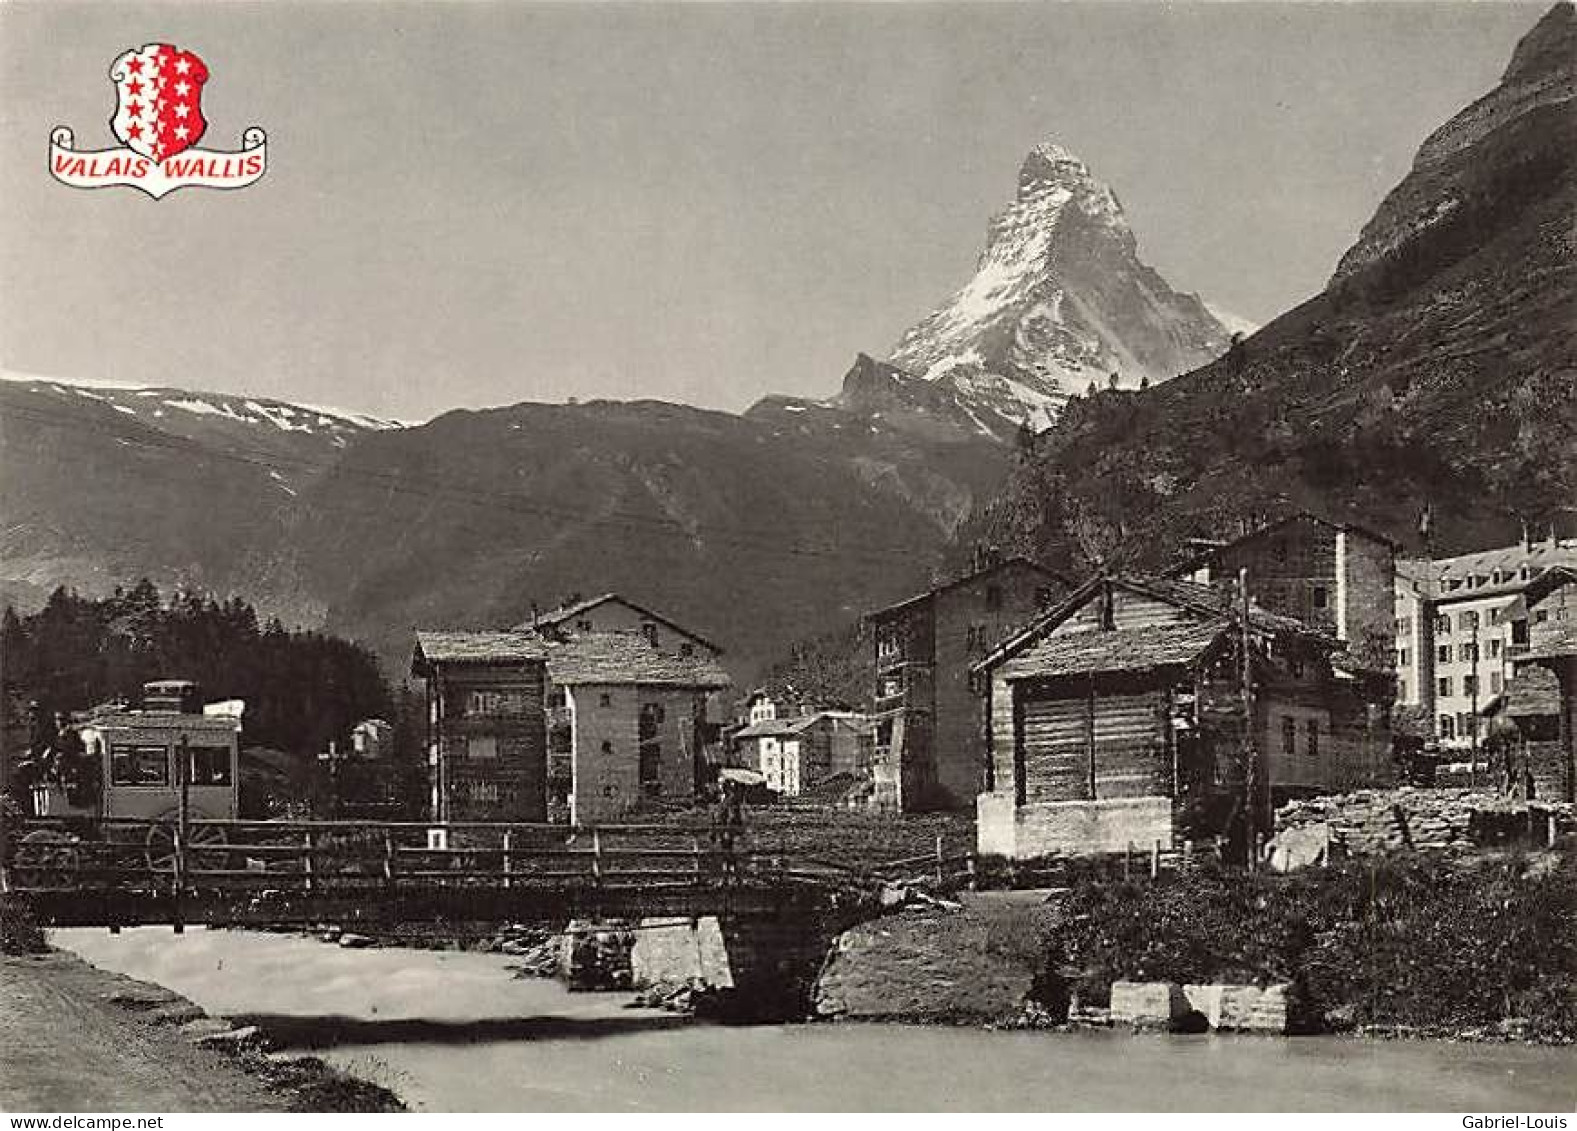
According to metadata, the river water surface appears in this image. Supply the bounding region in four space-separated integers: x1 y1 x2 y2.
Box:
52 928 1573 1112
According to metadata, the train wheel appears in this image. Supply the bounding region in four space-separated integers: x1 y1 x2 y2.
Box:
186 823 230 874
145 823 177 874
145 821 229 875
14 829 81 889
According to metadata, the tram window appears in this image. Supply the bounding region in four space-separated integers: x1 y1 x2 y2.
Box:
189 746 233 786
111 744 170 787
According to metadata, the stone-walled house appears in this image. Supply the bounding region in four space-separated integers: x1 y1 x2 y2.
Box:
516 593 722 659
970 575 1392 861
867 557 1067 813
546 632 732 824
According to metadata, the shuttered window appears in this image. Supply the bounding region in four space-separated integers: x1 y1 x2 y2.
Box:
1018 696 1088 803
1015 686 1166 803
1092 693 1167 798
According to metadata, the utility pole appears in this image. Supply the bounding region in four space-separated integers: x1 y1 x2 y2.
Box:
0 612 9 887
1239 567 1260 869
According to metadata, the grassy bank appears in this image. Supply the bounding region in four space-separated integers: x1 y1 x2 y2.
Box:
1050 851 1577 1043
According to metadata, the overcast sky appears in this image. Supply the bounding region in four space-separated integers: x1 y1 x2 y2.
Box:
0 1 1547 421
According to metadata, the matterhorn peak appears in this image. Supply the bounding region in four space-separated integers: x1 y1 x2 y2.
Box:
887 138 1232 428
1017 141 1097 196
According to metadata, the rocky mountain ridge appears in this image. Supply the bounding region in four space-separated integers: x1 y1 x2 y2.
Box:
885 142 1234 429
965 2 1576 577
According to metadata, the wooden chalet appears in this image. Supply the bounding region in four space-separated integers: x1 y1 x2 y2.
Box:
1506 566 1577 801
970 575 1393 861
411 631 551 823
1170 510 1397 669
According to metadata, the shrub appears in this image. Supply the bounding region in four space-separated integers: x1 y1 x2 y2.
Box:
1051 852 1577 1040
1 894 46 955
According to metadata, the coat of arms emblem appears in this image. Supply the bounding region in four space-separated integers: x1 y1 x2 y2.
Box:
50 43 266 199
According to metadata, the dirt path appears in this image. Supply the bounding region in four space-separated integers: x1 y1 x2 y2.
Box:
0 951 294 1112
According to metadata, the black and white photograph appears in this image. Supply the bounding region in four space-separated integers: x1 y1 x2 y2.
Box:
0 0 1573 1116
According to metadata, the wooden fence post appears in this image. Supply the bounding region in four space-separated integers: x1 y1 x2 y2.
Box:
1182 839 1194 873
1150 839 1160 879
0 783 10 894
303 831 315 894
591 827 603 887
935 835 945 885
1123 841 1132 881
691 832 702 882
502 829 512 890
171 821 186 935
965 852 977 891
383 831 396 888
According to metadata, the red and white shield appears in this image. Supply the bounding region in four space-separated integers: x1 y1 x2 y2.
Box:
108 44 209 163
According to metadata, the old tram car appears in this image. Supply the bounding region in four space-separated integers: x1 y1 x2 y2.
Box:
15 680 242 884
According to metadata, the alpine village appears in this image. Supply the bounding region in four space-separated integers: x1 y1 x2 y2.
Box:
2 2 1574 1079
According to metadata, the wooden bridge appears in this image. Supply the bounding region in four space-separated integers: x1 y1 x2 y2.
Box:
0 815 880 930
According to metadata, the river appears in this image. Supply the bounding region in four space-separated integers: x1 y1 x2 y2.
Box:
52 928 1573 1112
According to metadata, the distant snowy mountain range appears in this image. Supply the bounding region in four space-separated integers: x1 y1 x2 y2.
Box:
0 370 404 437
0 137 1247 674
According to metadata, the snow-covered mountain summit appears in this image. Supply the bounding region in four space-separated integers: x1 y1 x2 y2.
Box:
888 141 1234 429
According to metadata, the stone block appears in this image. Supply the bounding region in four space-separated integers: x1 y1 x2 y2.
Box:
1180 982 1296 1032
629 916 734 990
1109 981 1189 1028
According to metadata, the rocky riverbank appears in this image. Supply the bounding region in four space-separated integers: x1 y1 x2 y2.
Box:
814 851 1577 1045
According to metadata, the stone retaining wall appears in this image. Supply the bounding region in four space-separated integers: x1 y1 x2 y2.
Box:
1274 787 1574 856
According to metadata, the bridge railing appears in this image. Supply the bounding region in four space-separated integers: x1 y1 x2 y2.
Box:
0 816 869 897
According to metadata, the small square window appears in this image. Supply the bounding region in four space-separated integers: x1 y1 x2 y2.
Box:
468 735 498 760
1312 585 1329 610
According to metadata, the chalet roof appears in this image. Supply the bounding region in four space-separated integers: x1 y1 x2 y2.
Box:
1001 622 1226 682
1169 510 1398 576
411 631 549 674
511 593 723 654
546 632 732 688
867 557 1067 622
1483 666 1561 719
736 710 874 739
735 717 812 739
973 574 1328 678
